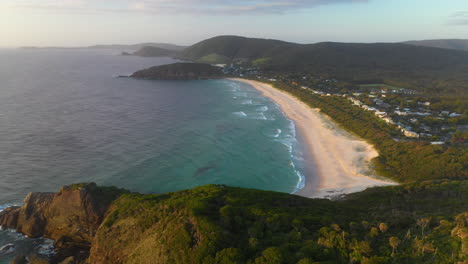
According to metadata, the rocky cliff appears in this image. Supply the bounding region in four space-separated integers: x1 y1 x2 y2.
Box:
0 183 126 263
131 63 224 80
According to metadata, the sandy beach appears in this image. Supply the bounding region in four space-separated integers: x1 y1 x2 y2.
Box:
230 78 396 199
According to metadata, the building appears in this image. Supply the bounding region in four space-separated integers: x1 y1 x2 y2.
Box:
402 129 419 138
395 110 408 116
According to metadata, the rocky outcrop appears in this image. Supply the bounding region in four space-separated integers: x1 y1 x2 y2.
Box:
131 62 224 80
0 183 127 263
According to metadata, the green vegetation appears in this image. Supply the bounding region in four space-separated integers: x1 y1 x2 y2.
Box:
69 182 130 209
252 57 272 66
91 181 467 263
181 36 468 95
131 62 224 80
198 53 231 64
358 84 405 91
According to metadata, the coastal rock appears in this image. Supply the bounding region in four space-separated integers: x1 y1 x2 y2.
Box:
0 206 20 228
131 62 224 80
11 256 28 264
0 183 127 262
16 192 55 237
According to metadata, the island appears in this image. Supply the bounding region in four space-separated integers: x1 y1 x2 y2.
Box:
131 62 224 80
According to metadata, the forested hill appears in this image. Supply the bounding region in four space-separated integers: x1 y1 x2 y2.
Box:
1 181 466 263
403 39 468 51
180 36 468 94
180 35 300 63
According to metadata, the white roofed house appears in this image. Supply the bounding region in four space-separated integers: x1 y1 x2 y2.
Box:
383 117 395 124
375 111 387 117
402 129 420 138
349 98 362 106
395 110 408 116
362 105 377 112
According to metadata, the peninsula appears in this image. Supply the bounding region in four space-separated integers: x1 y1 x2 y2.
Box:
131 62 224 80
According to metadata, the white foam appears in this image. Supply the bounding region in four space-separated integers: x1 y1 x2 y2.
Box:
256 106 269 112
233 111 247 117
0 204 14 213
273 129 282 138
248 112 268 120
241 100 253 105
36 238 55 257
235 92 248 97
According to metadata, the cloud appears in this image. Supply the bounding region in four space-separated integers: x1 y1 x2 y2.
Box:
448 11 468 25
2 0 370 15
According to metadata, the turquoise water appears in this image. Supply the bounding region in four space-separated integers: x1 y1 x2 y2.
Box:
102 79 306 195
0 49 307 261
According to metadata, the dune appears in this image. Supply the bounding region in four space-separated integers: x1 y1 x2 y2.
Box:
230 78 397 199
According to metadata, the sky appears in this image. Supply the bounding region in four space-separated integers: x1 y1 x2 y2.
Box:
0 0 467 47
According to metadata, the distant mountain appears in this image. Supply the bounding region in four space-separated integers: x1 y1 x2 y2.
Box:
21 43 187 52
89 43 187 51
181 35 298 64
181 35 468 94
403 39 468 51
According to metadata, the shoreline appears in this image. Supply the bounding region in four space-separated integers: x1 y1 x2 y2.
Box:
229 78 397 199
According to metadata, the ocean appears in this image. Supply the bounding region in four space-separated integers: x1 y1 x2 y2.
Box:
0 49 307 261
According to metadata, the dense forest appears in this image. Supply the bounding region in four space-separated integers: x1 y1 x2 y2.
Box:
263 80 467 183
181 36 468 95
90 181 467 263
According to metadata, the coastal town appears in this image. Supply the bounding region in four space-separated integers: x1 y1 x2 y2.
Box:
220 64 467 145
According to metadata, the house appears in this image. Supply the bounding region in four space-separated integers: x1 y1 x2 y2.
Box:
420 133 433 138
362 105 377 112
349 98 362 106
402 129 419 138
395 110 408 116
383 117 395 124
449 113 462 118
431 141 445 145
375 111 387 117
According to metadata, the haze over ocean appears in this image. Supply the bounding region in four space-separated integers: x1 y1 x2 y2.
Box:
0 49 306 206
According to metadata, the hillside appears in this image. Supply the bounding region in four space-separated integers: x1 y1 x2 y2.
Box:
131 62 224 80
1 181 467 263
403 39 468 51
180 36 468 94
180 35 298 63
